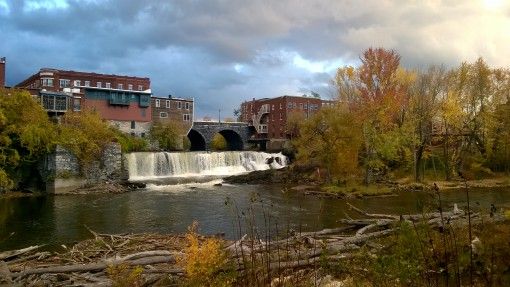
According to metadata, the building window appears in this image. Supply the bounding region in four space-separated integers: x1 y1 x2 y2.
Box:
59 79 70 88
272 104 275 110
73 98 81 111
160 112 168 118
155 99 160 107
183 114 190 121
177 101 182 109
97 82 102 88
138 85 143 91
166 100 170 108
106 82 111 89
128 84 133 90
299 103 303 109
118 83 123 89
84 81 90 87
304 103 308 109
131 132 135 136
141 133 145 138
74 80 81 87
185 102 190 109
279 113 282 120
131 121 135 129
279 103 282 109
41 78 54 87
293 102 297 108
287 102 292 108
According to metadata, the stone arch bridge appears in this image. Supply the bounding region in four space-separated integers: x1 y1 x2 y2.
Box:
187 121 253 151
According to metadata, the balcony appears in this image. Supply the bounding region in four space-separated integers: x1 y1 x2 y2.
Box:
258 124 268 133
109 94 130 105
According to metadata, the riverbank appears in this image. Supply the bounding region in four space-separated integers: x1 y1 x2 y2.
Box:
224 166 510 198
2 206 508 286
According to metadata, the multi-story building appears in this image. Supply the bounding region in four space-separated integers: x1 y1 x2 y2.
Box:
0 57 5 88
240 95 335 140
16 68 152 136
151 95 194 131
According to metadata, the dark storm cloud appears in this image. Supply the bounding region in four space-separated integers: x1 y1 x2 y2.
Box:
1 0 508 117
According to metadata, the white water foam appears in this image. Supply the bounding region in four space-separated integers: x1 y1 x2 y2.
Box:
126 151 288 182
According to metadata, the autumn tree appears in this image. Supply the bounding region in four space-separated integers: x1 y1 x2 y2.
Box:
349 48 415 184
294 105 361 182
0 88 57 191
211 133 227 151
150 121 186 151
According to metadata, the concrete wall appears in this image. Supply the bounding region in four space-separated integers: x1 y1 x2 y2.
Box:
42 143 124 193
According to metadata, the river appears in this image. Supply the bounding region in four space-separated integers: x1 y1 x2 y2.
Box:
1 151 509 251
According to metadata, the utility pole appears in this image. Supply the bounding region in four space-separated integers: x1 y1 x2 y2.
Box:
218 109 221 123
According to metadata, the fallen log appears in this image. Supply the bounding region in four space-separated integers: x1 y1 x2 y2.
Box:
12 255 177 278
0 245 42 261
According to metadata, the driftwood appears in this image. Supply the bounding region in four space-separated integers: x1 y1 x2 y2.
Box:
2 203 498 286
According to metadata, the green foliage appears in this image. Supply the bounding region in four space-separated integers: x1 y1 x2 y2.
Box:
294 105 362 182
58 110 116 166
0 88 57 191
211 133 227 151
114 132 148 153
150 121 185 151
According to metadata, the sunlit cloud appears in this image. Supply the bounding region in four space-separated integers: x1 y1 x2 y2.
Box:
0 0 9 15
23 0 69 12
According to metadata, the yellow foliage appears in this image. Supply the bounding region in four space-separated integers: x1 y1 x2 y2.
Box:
178 221 234 287
211 133 227 151
107 263 143 287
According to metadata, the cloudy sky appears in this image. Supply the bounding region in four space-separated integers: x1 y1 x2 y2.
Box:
1 0 509 118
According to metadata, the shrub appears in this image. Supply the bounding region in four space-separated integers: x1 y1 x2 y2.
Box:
178 221 235 287
150 121 185 151
107 263 143 287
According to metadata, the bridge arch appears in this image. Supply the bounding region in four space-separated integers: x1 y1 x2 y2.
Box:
218 129 243 151
187 129 206 151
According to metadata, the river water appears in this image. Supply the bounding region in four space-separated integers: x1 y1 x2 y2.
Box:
1 151 509 251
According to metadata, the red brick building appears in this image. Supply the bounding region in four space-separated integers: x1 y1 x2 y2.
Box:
151 95 194 131
16 68 152 136
240 95 335 140
0 57 5 88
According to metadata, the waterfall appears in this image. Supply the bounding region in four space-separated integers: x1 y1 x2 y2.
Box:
126 151 288 181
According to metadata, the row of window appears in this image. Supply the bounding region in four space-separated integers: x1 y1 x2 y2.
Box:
159 112 192 121
154 99 191 110
40 78 144 91
287 102 319 110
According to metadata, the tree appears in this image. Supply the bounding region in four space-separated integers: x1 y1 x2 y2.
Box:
211 133 227 151
285 111 306 140
294 105 361 182
351 48 414 184
150 121 185 151
59 110 116 166
0 88 57 191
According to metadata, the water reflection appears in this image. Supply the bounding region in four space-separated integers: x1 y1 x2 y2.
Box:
1 185 509 251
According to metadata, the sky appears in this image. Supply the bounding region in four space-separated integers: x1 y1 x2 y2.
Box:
1 0 509 118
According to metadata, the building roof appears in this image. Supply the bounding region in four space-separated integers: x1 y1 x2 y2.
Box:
38 68 150 81
151 95 194 101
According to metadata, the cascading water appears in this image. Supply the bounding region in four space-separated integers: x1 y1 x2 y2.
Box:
126 151 288 182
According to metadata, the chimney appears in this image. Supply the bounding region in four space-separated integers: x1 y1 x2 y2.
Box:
0 57 5 88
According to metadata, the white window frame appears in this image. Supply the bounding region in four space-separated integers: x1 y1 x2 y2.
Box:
166 100 170 108
74 80 81 87
185 102 190 109
183 114 190 121
41 78 54 87
128 84 133 90
84 81 90 87
177 101 182 109
155 99 160 108
106 82 111 89
59 79 70 88
138 85 143 91
97 82 102 88
118 83 123 89
160 112 168 118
